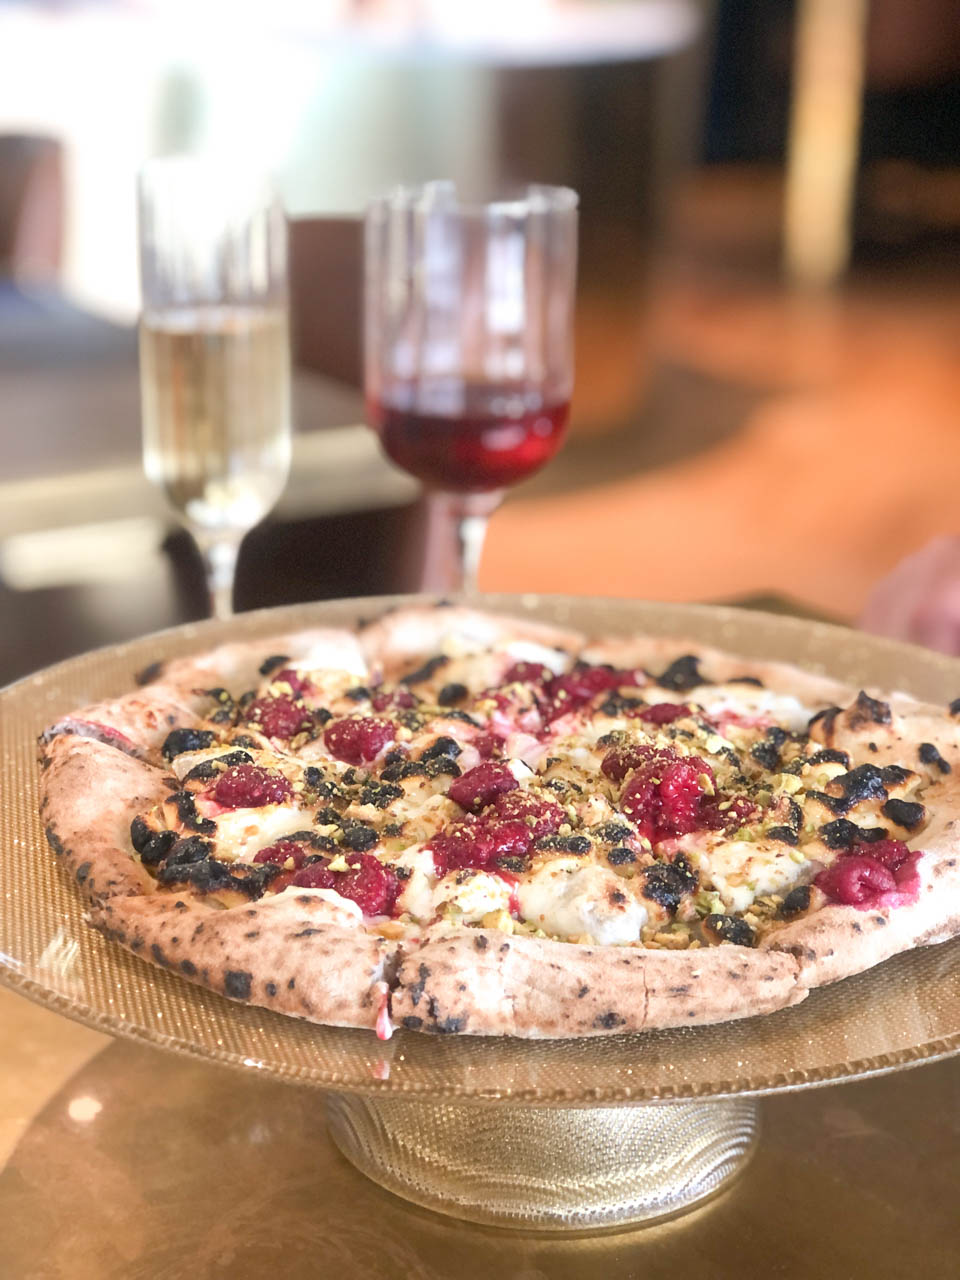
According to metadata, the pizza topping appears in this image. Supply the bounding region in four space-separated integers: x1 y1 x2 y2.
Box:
258 653 290 676
212 764 293 809
161 728 217 761
371 687 417 712
437 682 469 706
245 695 313 740
807 747 851 768
639 855 698 910
617 750 715 843
447 762 518 813
324 717 397 765
165 790 217 835
779 884 813 920
359 781 405 809
815 840 922 909
516 861 650 944
918 742 951 773
636 702 691 725
253 839 313 869
292 853 400 917
135 827 178 867
819 818 890 850
652 654 706 693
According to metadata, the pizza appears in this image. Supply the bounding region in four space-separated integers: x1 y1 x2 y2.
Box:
37 603 960 1040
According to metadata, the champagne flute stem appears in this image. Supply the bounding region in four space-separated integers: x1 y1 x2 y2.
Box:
194 530 241 620
421 491 502 595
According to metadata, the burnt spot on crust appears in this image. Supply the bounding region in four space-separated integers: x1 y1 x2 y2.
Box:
359 781 404 809
819 818 888 849
577 985 590 998
136 829 179 867
766 826 799 846
594 1011 626 1030
265 981 278 997
224 971 252 1000
409 964 431 1007
703 914 756 947
652 654 707 693
808 706 841 739
150 942 171 968
846 691 893 730
259 654 290 677
180 959 197 977
779 884 813 920
919 742 951 774
437 683 468 707
402 1015 424 1030
420 736 462 762
135 659 164 686
74 861 92 884
401 654 449 685
166 790 217 835
594 821 635 844
534 834 592 855
881 798 926 830
496 855 528 874
640 855 697 910
729 674 765 687
344 686 371 702
473 935 488 951
129 815 152 853
949 698 960 717
161 728 217 762
807 747 851 768
433 1015 467 1034
811 763 910 817
183 750 254 782
340 822 379 853
607 846 637 865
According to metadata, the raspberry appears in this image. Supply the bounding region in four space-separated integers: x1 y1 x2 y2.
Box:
502 661 552 685
447 762 518 813
815 855 897 905
851 839 910 871
618 750 714 843
492 789 565 837
372 688 416 712
601 743 660 783
430 825 496 875
271 668 310 696
253 839 309 869
324 717 397 765
636 702 690 725
334 854 400 916
213 764 292 808
541 665 642 722
290 861 336 891
246 695 312 740
473 733 502 759
701 793 759 831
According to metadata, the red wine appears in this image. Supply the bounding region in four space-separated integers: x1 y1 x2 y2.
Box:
369 384 569 492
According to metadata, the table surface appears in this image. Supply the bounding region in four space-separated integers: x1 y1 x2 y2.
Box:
0 982 957 1279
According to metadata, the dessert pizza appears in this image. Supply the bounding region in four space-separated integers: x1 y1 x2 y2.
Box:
37 604 960 1039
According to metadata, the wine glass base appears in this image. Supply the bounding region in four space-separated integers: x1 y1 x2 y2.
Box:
325 1093 759 1231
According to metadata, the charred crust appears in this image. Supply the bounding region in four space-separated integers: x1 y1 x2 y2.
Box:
847 691 892 729
606 846 636 865
729 675 764 687
161 728 217 762
819 818 888 850
150 943 170 967
166 790 216 835
180 959 197 976
640 855 697 910
359 781 404 809
135 659 164 686
594 821 635 844
75 861 91 884
129 815 152 853
779 885 812 920
420 736 462 761
402 1015 424 1030
138 829 180 867
577 985 589 997
881 798 925 830
808 706 841 739
340 822 379 852
919 742 951 773
265 981 278 997
766 826 799 846
400 654 449 685
534 833 592 854
807 747 851 768
258 654 290 676
594 1011 625 1030
703 914 756 947
474 935 489 950
409 963 430 1007
344 686 370 702
224 971 252 1000
653 654 707 693
437 683 468 706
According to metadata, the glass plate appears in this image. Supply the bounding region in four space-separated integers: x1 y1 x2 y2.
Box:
2 594 959 1104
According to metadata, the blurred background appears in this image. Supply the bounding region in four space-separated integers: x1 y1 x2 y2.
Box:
2 0 959 680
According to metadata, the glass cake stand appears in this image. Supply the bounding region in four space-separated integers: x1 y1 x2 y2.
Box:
1 595 959 1231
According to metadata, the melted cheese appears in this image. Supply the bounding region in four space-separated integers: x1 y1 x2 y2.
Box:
517 861 648 944
434 870 512 923
685 836 810 913
213 804 314 860
394 845 438 921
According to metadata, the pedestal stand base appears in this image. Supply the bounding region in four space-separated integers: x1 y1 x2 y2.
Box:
326 1094 759 1231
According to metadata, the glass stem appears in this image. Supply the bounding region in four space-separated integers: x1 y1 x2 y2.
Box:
194 530 241 620
421 491 502 596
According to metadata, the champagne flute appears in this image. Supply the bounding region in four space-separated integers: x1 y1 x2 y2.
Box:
137 156 292 619
364 181 578 594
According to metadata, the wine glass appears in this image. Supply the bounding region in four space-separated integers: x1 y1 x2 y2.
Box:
364 181 578 594
137 156 292 619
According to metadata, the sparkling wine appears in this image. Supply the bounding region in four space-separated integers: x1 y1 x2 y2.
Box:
140 306 292 532
370 383 569 492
